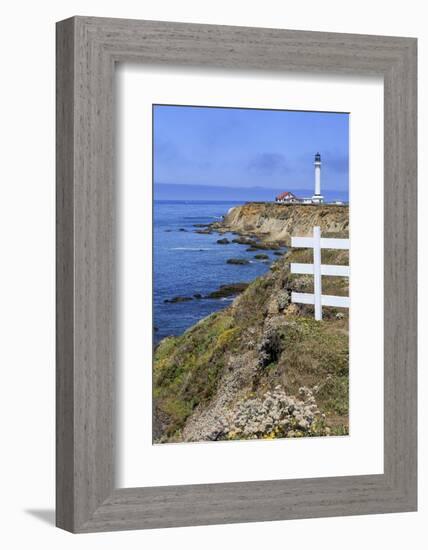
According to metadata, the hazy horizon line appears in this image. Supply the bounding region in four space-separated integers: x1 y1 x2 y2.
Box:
154 181 346 193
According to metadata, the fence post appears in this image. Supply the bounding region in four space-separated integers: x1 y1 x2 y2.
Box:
313 226 322 320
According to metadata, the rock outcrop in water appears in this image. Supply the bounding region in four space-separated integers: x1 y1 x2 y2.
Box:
226 258 249 265
205 283 249 299
153 203 349 443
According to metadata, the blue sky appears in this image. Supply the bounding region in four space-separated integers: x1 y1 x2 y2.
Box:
153 105 349 200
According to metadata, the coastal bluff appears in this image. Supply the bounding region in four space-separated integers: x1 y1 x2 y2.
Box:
212 202 349 244
153 202 349 444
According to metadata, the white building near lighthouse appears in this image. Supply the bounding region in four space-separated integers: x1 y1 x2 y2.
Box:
274 152 326 204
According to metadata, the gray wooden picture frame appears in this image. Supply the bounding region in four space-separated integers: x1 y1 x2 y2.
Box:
56 16 417 533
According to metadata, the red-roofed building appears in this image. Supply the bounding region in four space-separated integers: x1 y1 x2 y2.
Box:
275 191 299 204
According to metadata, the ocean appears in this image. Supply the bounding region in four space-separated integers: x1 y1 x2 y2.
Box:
154 200 281 343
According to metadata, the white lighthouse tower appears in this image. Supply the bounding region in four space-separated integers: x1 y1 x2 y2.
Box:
312 152 324 204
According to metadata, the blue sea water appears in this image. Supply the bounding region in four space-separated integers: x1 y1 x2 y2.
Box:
154 201 282 343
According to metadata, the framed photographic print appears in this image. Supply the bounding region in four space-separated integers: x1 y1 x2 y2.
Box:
56 17 417 532
151 106 351 445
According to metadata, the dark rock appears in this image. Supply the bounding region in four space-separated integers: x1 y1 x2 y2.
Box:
257 327 284 368
207 429 225 441
194 293 202 299
193 223 210 228
206 283 249 299
179 228 187 232
195 229 212 234
254 254 269 260
274 251 284 256
164 296 193 303
248 242 280 251
232 237 257 246
226 258 250 265
217 238 230 244
164 229 172 232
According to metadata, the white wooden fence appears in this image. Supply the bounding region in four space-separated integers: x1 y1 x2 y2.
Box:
291 226 349 320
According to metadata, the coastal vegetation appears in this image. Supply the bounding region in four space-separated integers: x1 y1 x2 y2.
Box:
153 203 349 443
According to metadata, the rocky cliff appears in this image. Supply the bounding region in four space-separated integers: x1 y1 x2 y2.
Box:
213 202 349 244
153 203 349 443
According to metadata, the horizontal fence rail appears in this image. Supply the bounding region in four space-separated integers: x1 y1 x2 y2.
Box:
290 226 350 320
291 236 350 250
291 292 350 308
291 263 350 277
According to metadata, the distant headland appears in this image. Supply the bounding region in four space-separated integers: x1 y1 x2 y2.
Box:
155 153 348 204
154 183 348 203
